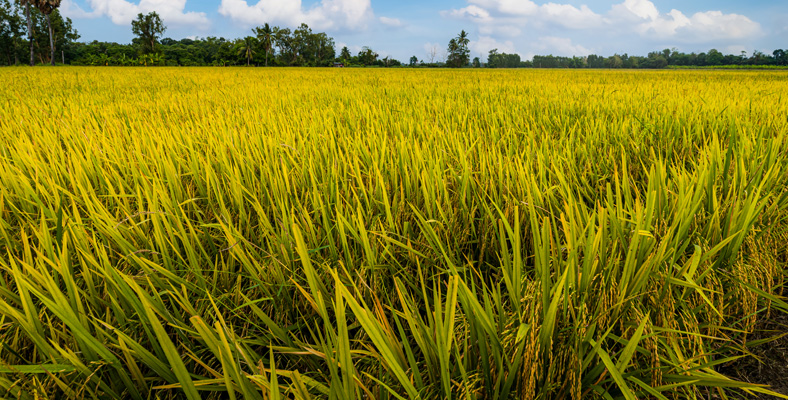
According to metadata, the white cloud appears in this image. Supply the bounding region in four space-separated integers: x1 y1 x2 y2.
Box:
535 36 591 56
637 10 762 42
444 5 493 22
59 0 96 19
217 0 374 31
64 0 210 26
444 0 763 51
608 0 762 42
379 16 403 27
609 0 658 21
470 36 516 56
446 0 601 30
470 0 538 16
540 3 602 29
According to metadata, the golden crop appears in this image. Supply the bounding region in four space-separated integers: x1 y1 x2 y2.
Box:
1 67 787 399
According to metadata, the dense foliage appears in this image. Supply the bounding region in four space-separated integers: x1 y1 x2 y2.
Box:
446 30 470 68
0 68 786 399
130 11 165 55
0 0 78 65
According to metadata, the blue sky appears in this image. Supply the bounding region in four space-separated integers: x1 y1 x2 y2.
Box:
60 0 788 61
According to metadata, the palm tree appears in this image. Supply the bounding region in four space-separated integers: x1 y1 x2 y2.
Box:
457 30 470 48
237 36 257 66
447 30 471 68
254 23 276 67
32 0 61 66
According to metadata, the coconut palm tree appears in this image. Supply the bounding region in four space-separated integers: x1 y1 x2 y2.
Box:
457 30 470 48
237 36 257 66
31 0 61 65
254 23 276 67
447 30 471 68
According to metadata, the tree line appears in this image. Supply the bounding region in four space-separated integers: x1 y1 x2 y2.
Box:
0 8 402 67
493 49 788 69
415 36 788 68
2 7 786 68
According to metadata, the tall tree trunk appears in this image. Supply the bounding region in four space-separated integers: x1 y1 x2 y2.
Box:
26 1 34 66
47 13 55 66
265 49 268 67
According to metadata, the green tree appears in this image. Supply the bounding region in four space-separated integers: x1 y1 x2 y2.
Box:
310 31 335 66
237 36 257 66
292 23 334 66
472 56 480 68
19 0 34 65
409 55 418 66
357 46 377 66
487 48 498 67
340 46 351 61
447 30 470 68
31 0 61 65
774 49 787 66
253 23 275 66
706 49 723 66
447 38 458 64
489 50 521 68
0 0 24 65
274 27 293 65
607 54 623 68
29 8 77 65
131 12 166 55
291 23 311 65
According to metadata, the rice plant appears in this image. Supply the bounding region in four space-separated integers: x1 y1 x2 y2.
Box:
0 67 787 399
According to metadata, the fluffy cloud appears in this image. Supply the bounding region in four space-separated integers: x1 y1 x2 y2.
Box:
60 0 209 26
469 0 538 16
445 0 601 30
535 36 591 56
59 0 94 19
379 17 403 27
540 3 602 29
217 0 374 31
469 36 517 56
610 0 762 41
635 10 762 42
444 0 763 53
609 0 658 21
445 5 493 22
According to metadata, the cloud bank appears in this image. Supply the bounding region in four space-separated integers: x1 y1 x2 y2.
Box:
61 0 209 26
217 0 375 30
444 0 763 57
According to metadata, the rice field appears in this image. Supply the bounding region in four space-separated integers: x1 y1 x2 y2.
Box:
1 67 787 399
